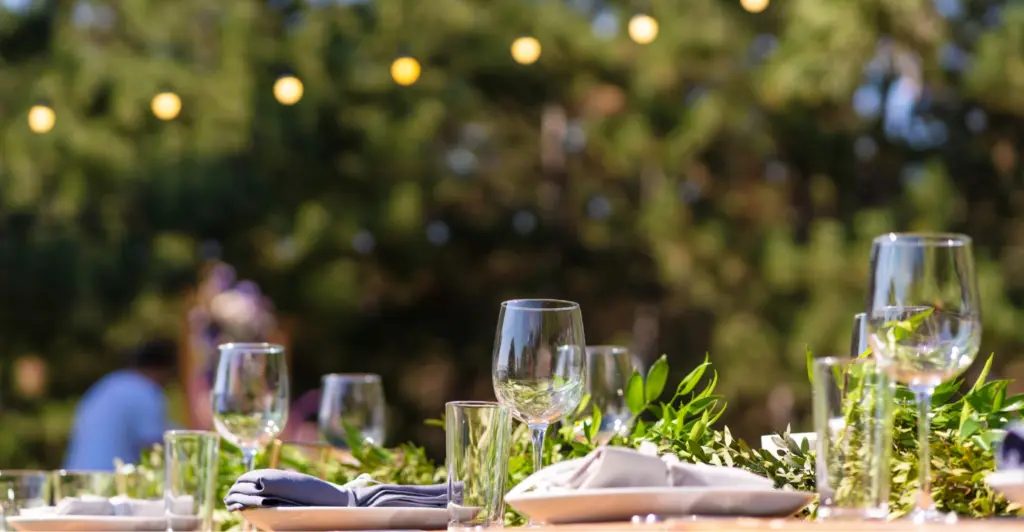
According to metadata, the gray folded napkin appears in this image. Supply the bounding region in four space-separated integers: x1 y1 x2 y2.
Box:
508 446 773 495
224 469 447 512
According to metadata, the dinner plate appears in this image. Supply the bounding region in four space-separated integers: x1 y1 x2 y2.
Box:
986 470 1024 506
5 515 197 532
242 506 449 531
505 487 815 524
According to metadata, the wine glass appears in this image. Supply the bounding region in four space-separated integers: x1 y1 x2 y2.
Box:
318 373 386 449
492 300 586 489
583 346 639 441
212 343 290 472
865 233 981 524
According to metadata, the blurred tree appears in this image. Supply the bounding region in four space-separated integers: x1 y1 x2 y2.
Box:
1 0 1023 465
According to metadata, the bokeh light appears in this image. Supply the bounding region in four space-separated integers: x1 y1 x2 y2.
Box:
274 75 304 105
511 36 542 65
27 104 55 133
391 56 421 86
628 14 659 44
741 0 770 13
151 91 182 120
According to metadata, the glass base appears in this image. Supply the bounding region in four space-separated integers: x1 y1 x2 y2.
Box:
908 507 958 525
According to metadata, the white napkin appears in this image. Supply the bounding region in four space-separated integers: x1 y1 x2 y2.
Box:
508 446 773 495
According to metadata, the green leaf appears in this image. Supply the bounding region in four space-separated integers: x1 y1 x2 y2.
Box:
588 406 602 443
645 355 669 403
971 354 994 392
676 355 710 397
805 346 814 385
625 370 645 414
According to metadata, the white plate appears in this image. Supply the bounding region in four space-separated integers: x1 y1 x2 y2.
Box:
505 487 815 524
986 470 1024 506
6 515 174 531
242 506 449 531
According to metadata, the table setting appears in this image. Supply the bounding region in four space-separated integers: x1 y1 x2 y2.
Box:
5 231 1024 532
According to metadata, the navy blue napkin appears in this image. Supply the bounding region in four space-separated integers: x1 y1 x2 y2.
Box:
998 424 1024 470
224 469 447 512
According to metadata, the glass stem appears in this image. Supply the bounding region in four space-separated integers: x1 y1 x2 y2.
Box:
242 447 258 472
527 424 548 526
529 424 548 474
912 386 935 513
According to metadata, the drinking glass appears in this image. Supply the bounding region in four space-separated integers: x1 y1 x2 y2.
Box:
851 313 868 358
165 431 220 532
0 471 50 530
445 401 512 530
813 357 893 520
865 232 981 523
491 300 585 486
53 470 116 500
212 343 290 472
584 346 637 441
318 373 386 448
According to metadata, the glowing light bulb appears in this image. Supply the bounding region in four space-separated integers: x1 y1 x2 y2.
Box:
27 105 55 134
151 92 182 120
511 36 541 65
628 14 658 44
273 76 304 105
391 56 421 86
741 0 770 13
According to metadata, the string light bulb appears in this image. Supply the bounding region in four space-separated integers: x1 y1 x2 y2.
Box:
27 103 55 134
511 36 541 65
390 56 421 86
740 0 770 13
151 91 182 120
628 14 659 44
273 75 304 105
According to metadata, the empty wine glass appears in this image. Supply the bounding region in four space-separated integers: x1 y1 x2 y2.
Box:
584 346 638 441
212 343 290 473
318 373 386 449
865 233 981 524
492 300 585 496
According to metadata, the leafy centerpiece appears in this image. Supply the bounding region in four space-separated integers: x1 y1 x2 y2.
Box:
136 354 1022 530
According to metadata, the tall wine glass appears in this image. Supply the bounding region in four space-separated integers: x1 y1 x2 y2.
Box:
865 233 981 524
492 300 585 487
212 343 290 473
318 373 386 448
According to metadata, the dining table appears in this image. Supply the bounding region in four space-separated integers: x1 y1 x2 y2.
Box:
472 518 1024 531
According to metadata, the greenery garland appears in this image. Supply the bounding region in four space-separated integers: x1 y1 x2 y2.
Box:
133 353 1022 530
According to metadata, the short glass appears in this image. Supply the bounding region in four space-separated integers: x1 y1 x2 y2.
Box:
445 402 512 530
53 470 116 500
813 357 894 519
584 346 638 440
0 471 51 530
165 431 221 532
319 373 386 449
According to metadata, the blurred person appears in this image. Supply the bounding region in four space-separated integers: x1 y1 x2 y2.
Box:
64 339 178 471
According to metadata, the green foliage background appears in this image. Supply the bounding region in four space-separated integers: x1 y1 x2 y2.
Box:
1 0 1024 468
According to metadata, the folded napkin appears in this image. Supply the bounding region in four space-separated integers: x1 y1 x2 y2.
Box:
224 470 447 512
19 495 192 517
508 446 773 495
999 424 1024 469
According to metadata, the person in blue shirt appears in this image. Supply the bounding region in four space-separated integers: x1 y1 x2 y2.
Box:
64 339 177 471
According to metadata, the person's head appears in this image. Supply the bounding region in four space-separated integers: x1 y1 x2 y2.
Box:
127 338 178 386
